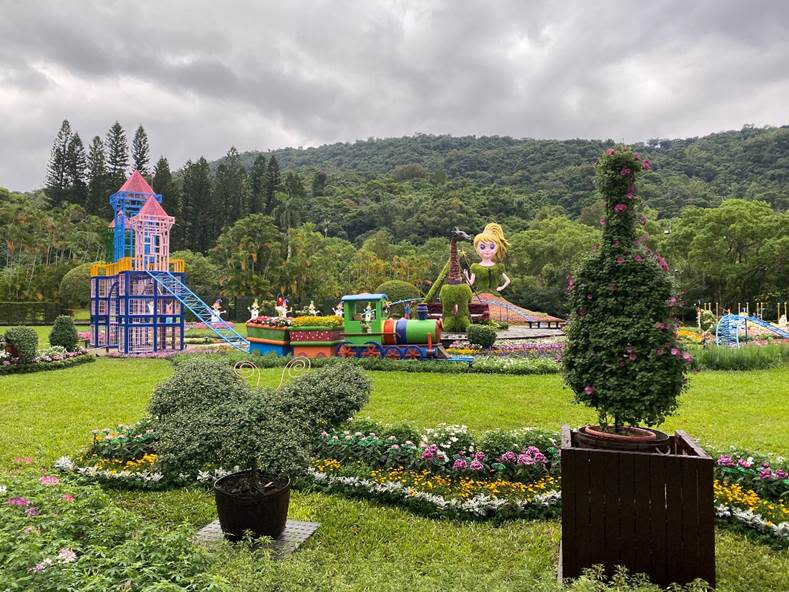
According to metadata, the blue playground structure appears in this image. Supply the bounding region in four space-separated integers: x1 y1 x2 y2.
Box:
715 313 789 346
90 171 249 354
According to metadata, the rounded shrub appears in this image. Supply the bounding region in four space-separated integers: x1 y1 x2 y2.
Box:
49 315 78 351
4 326 38 363
563 148 689 430
375 280 422 317
58 263 92 309
467 324 497 348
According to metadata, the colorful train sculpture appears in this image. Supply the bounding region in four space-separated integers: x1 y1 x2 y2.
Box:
246 293 449 360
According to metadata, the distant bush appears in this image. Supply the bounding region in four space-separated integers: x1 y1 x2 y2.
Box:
467 324 497 348
4 326 38 363
58 263 92 308
49 315 78 351
689 343 789 371
375 280 422 317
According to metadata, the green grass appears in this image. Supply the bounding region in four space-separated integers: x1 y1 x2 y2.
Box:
2 358 788 590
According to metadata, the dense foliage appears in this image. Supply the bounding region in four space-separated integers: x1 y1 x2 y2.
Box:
4 326 38 363
2 124 787 318
48 315 78 351
563 148 689 429
467 324 498 348
0 469 221 591
149 359 370 480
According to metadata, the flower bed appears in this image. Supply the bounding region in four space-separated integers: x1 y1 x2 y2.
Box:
0 346 94 376
56 419 789 542
448 340 564 361
0 467 216 589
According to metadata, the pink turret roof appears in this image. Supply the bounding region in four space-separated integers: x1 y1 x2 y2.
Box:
118 170 155 195
137 195 170 218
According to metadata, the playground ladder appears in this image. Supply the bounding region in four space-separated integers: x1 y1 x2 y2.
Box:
145 271 250 352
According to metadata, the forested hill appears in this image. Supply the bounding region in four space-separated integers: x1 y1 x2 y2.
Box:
228 125 789 217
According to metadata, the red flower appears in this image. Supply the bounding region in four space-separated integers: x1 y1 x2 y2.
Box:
642 159 651 171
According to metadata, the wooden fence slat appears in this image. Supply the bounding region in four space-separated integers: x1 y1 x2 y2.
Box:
648 453 667 585
632 451 653 578
602 452 621 574
560 446 578 580
588 451 607 570
574 449 592 573
679 456 700 584
696 451 716 587
617 451 636 573
665 455 684 585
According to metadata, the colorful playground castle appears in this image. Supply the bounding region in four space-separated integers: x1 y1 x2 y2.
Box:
90 171 249 355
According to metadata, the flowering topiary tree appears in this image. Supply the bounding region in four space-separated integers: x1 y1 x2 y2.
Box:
563 147 690 431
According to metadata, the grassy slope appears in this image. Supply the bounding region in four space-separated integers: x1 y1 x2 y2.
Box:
2 359 788 591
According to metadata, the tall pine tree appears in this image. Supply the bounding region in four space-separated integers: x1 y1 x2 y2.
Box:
132 125 150 174
87 135 110 217
45 120 72 206
250 154 267 213
65 133 88 207
105 122 129 188
262 154 281 214
214 147 249 226
152 157 184 249
181 157 214 252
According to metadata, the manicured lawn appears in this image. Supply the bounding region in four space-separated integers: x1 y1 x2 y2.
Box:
2 357 788 590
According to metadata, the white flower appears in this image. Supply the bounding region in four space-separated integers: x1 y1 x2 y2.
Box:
0 485 6 495
57 548 77 563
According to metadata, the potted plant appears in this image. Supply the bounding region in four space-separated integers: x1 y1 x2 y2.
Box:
246 315 292 357
289 315 345 358
559 147 715 587
149 358 370 540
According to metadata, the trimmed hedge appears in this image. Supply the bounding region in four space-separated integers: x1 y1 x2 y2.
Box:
0 352 95 376
4 326 38 363
49 315 79 351
467 324 497 348
0 302 62 325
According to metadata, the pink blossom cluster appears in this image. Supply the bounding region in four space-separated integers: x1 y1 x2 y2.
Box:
499 446 548 466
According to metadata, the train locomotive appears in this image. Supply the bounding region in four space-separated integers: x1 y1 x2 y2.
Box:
335 293 443 359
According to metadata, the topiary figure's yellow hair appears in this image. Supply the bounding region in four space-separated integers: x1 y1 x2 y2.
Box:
473 223 510 262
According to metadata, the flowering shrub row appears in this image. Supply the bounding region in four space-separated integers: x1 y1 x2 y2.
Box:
0 347 94 376
712 449 789 501
291 315 343 328
447 340 564 361
0 468 219 590
246 315 292 327
714 480 789 544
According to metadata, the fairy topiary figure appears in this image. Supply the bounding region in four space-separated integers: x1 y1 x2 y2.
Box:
563 148 690 432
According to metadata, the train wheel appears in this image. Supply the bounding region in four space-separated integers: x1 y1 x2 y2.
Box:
337 344 356 358
385 347 402 360
362 344 382 358
405 346 421 360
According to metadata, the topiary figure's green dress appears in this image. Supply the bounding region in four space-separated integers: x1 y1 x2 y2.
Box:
470 263 506 294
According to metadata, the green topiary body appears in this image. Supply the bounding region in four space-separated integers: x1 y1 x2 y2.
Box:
563 148 689 429
439 283 472 332
4 326 38 363
467 324 497 348
49 315 79 351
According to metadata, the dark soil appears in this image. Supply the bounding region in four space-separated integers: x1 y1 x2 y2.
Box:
217 472 288 497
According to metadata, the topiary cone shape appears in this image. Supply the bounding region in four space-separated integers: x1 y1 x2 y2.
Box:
563 147 690 430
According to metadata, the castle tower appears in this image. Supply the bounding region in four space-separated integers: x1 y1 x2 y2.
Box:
130 195 174 271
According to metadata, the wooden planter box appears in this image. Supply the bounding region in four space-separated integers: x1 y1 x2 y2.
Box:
246 324 290 344
559 426 715 588
289 327 343 343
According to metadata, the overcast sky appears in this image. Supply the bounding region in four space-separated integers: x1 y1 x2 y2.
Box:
1 0 788 191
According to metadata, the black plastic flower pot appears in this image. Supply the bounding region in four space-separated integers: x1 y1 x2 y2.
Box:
214 470 291 541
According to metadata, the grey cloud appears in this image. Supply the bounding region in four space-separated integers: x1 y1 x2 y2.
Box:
1 0 789 190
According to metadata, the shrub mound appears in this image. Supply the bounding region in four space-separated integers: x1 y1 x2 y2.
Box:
49 315 79 351
4 326 38 363
467 324 497 348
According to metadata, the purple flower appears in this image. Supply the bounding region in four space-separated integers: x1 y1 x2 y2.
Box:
517 453 535 466
634 255 643 263
616 256 625 265
584 385 594 395
614 203 627 213
470 460 484 471
58 548 77 563
533 452 547 463
8 497 31 507
619 167 631 176
738 458 754 469
25 507 39 517
452 458 468 470
776 469 788 479
642 159 651 171
474 451 485 461
717 455 735 467
606 148 615 156
500 451 517 463
759 468 773 480
599 217 606 226
39 476 59 486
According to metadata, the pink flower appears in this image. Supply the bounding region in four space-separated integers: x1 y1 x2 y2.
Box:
628 352 637 361
599 217 606 226
14 457 33 464
39 476 60 486
614 203 627 213
626 191 635 200
671 348 680 356
759 468 773 479
517 453 535 466
583 385 595 395
738 458 754 469
634 255 643 263
58 548 77 563
633 152 641 161
616 256 625 265
606 148 615 156
499 451 517 463
8 497 31 506
469 460 484 471
25 506 39 516
613 239 621 246
31 558 54 573
682 352 693 363
717 455 735 467
62 493 75 503
642 159 651 171
619 167 631 176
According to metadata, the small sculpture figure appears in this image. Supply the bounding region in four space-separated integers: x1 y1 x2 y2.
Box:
210 298 226 323
248 298 260 320
464 223 511 293
334 302 344 317
274 296 290 319
307 300 320 316
404 301 412 319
